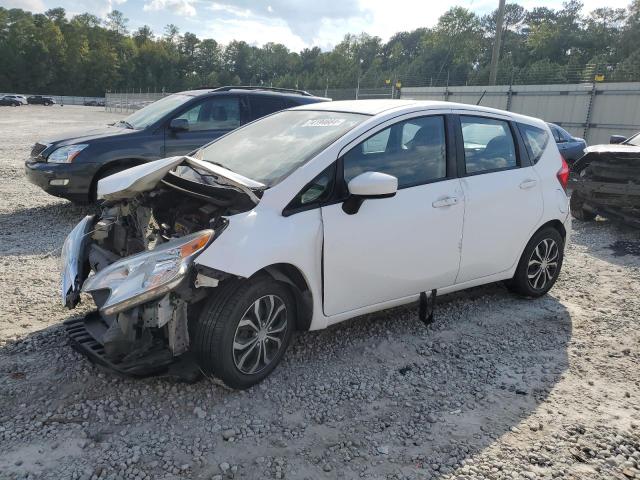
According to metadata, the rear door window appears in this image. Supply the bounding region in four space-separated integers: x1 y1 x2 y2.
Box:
460 116 517 174
518 123 550 165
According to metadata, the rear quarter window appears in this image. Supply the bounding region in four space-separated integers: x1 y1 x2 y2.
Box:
518 123 550 165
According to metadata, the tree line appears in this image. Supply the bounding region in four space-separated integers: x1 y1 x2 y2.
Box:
0 1 639 96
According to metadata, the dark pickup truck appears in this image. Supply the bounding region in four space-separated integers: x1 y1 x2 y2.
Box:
25 86 329 203
27 95 56 105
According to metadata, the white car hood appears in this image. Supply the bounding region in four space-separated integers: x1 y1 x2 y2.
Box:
97 156 265 203
584 144 640 154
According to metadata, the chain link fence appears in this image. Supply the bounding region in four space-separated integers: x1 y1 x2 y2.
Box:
105 92 169 113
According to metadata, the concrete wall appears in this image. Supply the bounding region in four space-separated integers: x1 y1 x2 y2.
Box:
401 83 640 145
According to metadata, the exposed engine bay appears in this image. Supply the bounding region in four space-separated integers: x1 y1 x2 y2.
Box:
61 159 262 378
91 189 222 265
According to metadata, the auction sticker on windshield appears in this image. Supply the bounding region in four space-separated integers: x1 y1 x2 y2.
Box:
301 118 346 127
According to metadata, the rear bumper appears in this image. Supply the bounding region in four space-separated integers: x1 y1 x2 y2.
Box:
571 179 640 227
25 160 100 202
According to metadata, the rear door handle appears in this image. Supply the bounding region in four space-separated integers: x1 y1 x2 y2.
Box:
432 196 458 208
519 179 537 189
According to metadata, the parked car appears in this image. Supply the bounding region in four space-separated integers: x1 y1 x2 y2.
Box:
84 99 105 107
2 94 28 105
25 86 329 203
61 100 570 389
27 95 56 105
0 96 22 106
570 131 640 226
547 123 587 164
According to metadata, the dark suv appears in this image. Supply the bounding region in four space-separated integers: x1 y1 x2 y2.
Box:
27 95 56 106
26 86 329 203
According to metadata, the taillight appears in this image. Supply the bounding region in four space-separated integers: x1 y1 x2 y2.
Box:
557 156 570 193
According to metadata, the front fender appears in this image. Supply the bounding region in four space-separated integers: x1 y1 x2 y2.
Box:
194 207 327 330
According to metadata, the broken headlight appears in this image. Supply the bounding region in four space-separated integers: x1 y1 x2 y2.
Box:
82 230 213 315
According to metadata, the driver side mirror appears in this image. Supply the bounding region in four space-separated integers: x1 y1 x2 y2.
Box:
610 135 626 144
169 118 189 132
342 172 398 215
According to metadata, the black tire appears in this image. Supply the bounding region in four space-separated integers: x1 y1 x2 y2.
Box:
193 276 295 389
509 227 564 297
89 164 134 203
570 193 596 221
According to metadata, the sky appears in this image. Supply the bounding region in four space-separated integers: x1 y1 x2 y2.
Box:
1 0 633 51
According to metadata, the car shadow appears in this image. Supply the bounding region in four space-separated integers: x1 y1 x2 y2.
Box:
269 282 572 478
0 203 95 257
1 283 571 479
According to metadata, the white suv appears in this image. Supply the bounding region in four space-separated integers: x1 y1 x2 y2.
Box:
61 100 570 388
3 94 28 105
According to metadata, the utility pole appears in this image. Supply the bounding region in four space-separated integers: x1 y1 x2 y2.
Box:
489 0 506 86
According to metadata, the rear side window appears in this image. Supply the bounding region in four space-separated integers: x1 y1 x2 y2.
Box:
250 96 287 119
461 116 517 174
518 123 549 165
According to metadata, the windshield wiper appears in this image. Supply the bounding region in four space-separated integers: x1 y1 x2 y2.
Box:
116 120 135 129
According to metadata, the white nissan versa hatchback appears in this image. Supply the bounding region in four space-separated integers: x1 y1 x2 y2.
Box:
61 100 570 389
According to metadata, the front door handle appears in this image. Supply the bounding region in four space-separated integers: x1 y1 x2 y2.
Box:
432 196 458 208
519 179 537 190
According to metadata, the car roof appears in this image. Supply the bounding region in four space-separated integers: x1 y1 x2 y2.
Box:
292 99 546 126
178 87 328 101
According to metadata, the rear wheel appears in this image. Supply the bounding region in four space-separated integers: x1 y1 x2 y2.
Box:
509 227 564 297
570 192 596 221
193 277 295 389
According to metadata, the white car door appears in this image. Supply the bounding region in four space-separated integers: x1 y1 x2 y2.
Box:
321 113 465 316
455 114 543 284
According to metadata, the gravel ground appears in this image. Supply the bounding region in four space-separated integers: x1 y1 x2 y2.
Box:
1 106 639 480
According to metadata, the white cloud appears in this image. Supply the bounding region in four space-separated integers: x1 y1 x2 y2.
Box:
0 0 46 11
144 0 196 17
198 15 307 50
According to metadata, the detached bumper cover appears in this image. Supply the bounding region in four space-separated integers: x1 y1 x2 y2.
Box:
64 312 174 377
64 312 201 380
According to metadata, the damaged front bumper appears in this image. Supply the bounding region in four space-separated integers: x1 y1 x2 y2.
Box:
63 293 193 378
60 216 218 377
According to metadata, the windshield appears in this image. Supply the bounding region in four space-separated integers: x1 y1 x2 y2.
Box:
122 94 192 129
625 133 640 146
194 110 368 187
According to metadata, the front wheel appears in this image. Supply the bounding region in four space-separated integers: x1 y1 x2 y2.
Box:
509 227 564 297
193 277 295 389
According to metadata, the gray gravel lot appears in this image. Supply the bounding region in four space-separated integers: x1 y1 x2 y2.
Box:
1 106 639 480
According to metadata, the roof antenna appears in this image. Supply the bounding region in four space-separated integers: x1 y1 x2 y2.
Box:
476 90 487 105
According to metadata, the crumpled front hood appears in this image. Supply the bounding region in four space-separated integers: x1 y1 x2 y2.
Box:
97 156 265 204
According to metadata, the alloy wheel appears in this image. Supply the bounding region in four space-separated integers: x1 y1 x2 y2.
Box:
527 238 559 290
232 294 288 375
